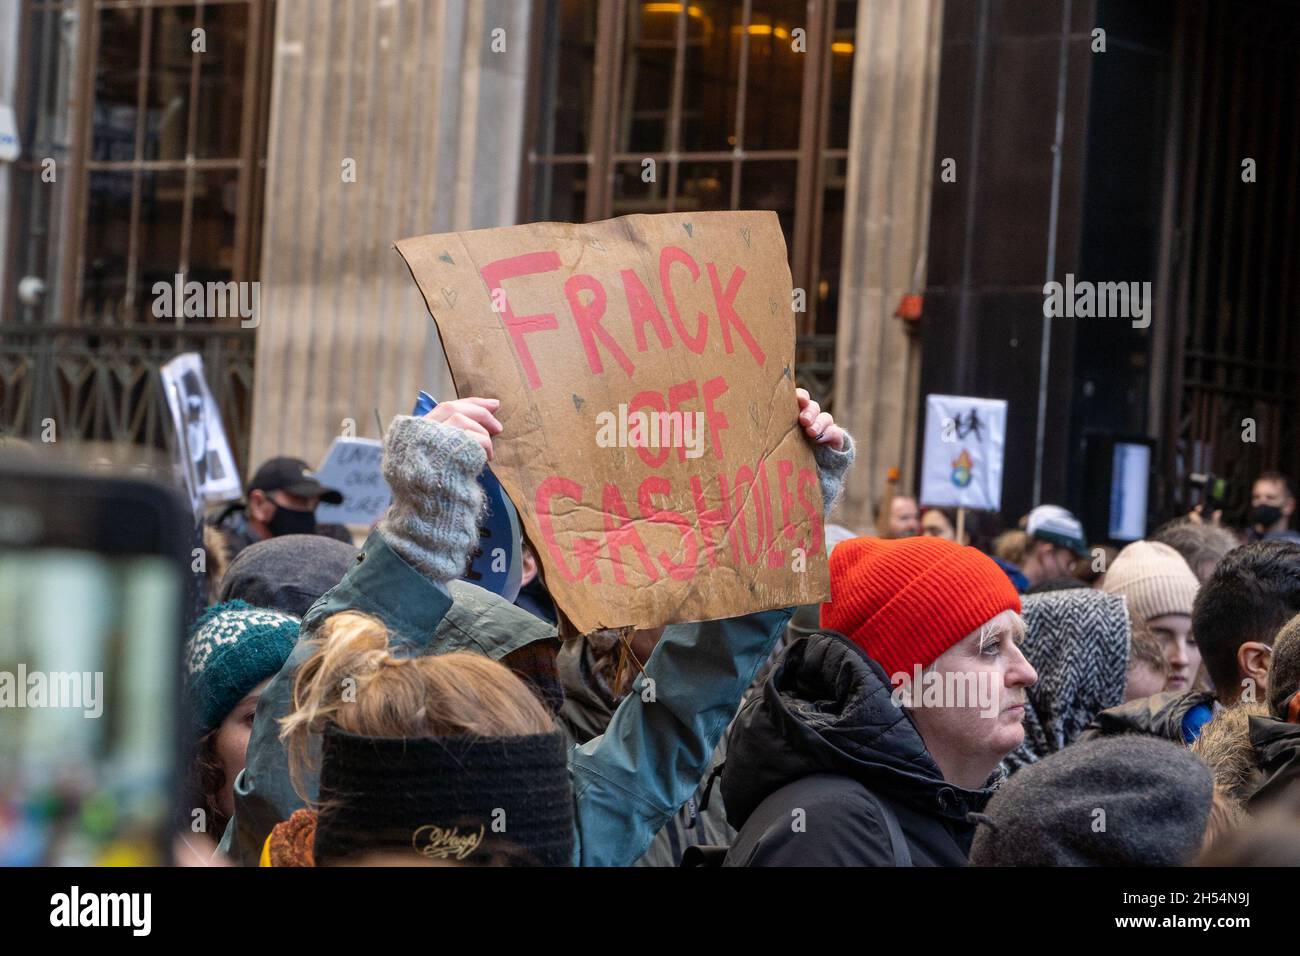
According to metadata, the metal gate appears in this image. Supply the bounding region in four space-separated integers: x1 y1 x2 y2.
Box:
1157 0 1300 517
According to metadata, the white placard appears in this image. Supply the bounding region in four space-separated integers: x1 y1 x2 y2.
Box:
160 353 242 511
0 104 20 162
314 437 390 527
1109 442 1150 541
920 394 1008 513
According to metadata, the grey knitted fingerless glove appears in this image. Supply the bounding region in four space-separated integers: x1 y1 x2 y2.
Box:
377 415 487 583
812 431 856 519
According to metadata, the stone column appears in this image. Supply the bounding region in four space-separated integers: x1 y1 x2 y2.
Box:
831 0 945 531
248 0 531 471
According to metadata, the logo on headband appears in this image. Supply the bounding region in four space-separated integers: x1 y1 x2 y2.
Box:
411 824 486 861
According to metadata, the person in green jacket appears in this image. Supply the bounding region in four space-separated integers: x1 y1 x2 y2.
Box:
218 390 854 866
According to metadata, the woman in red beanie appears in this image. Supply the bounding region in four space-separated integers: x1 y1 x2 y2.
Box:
720 535 1037 866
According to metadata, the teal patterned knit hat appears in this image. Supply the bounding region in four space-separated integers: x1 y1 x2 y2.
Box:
185 600 299 735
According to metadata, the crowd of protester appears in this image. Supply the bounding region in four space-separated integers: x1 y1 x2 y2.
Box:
185 397 1300 867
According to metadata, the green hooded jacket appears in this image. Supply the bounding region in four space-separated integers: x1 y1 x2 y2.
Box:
219 529 791 867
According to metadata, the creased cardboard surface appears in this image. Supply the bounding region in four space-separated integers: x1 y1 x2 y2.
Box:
396 211 830 633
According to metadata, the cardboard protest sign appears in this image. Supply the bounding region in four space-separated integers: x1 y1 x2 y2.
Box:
920 394 1008 512
160 353 241 512
396 211 829 633
314 438 391 527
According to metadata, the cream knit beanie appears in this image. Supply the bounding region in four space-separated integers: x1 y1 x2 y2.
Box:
1103 540 1199 625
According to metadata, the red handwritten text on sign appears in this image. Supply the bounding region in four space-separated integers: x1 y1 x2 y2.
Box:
396 211 829 632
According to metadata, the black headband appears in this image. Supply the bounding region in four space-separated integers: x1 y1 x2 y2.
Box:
314 726 575 867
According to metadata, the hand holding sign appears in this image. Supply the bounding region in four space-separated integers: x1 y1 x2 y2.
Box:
423 396 503 460
796 387 846 451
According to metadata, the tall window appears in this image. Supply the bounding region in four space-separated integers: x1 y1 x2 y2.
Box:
2 0 273 467
8 0 274 325
525 0 857 337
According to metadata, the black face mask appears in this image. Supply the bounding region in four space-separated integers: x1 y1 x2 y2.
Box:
1251 504 1284 529
266 503 317 537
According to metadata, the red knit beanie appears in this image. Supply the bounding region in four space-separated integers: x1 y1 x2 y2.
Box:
821 536 1021 678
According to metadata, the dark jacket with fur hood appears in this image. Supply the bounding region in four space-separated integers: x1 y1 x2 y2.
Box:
1248 715 1300 809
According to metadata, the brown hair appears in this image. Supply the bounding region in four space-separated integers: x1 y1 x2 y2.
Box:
1127 620 1169 679
202 524 230 605
1196 789 1300 865
992 530 1029 566
1255 470 1296 501
1267 613 1300 720
280 611 557 799
185 728 230 840
1200 787 1247 855
1152 518 1241 583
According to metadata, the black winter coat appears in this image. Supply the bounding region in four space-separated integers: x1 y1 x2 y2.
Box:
721 632 993 867
1078 689 1215 743
1248 715 1300 809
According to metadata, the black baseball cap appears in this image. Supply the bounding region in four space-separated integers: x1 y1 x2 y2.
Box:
247 457 343 504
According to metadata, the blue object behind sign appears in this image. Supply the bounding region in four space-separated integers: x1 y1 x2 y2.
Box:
412 391 523 601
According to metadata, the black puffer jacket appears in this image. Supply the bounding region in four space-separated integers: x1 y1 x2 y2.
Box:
721 632 994 867
1078 689 1215 743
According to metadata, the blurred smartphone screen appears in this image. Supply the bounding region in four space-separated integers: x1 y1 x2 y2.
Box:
0 482 186 866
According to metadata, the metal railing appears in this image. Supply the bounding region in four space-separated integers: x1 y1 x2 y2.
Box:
0 323 255 471
0 326 830 475
795 333 836 413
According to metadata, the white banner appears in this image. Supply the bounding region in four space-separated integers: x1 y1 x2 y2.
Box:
920 394 1008 513
160 353 241 512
